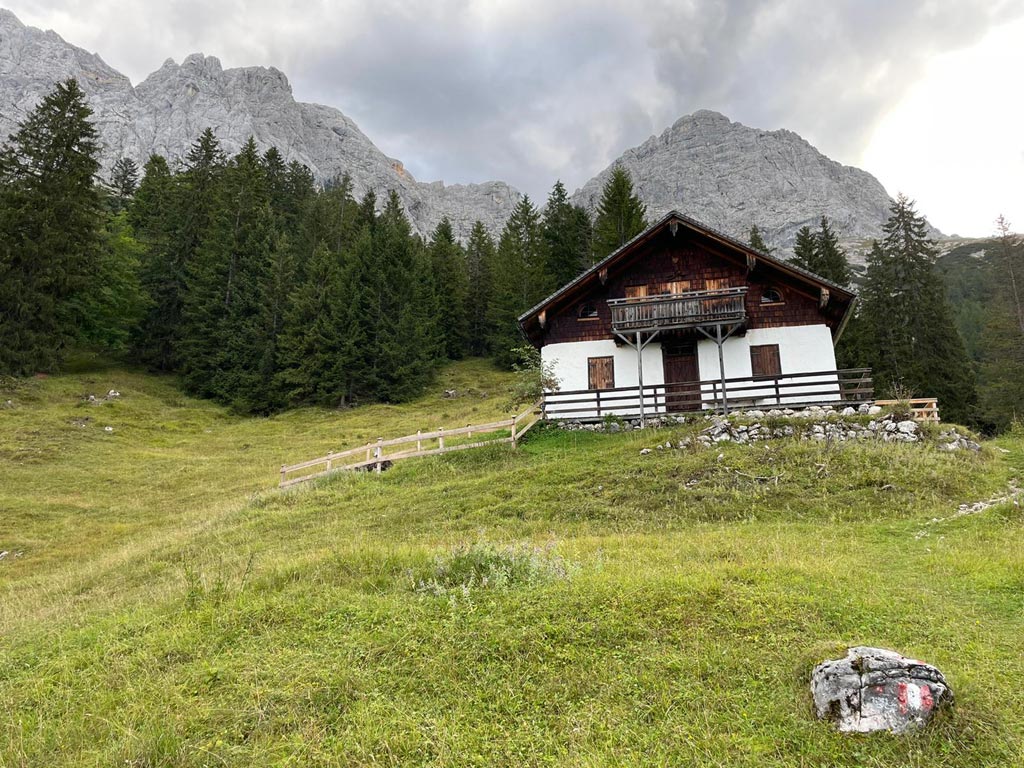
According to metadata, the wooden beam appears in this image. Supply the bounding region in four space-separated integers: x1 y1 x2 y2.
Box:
819 287 830 309
538 309 547 328
746 253 756 273
599 267 608 285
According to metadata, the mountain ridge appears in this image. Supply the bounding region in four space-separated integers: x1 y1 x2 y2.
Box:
0 8 926 251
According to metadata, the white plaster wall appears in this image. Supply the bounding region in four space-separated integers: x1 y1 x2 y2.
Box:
542 339 666 418
542 324 840 418
696 324 839 407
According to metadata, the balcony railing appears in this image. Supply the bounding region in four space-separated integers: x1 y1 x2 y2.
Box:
608 287 748 333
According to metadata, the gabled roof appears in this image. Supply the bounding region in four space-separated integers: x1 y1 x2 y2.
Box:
518 210 857 343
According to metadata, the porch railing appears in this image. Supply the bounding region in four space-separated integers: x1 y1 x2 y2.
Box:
542 368 873 419
607 287 748 333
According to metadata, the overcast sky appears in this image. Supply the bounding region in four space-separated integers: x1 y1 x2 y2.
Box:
9 0 1024 237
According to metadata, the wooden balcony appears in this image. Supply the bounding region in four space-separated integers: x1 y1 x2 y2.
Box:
608 287 748 334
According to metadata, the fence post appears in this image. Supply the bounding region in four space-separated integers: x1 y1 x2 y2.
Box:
438 427 445 452
467 423 472 440
774 377 781 407
512 416 518 448
596 389 602 418
375 437 383 473
280 465 286 487
326 452 333 472
417 430 422 452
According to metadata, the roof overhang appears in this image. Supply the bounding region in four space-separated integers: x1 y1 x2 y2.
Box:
518 210 857 347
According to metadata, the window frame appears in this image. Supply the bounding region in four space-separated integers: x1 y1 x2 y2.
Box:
749 344 782 378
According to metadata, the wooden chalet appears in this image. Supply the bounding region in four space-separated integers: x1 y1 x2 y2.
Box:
518 211 872 422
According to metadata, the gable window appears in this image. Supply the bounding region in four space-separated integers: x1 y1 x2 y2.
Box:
750 344 782 378
588 356 615 390
761 286 785 305
577 302 599 320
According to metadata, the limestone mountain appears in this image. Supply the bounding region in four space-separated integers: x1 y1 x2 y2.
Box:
0 8 519 240
0 8 927 252
570 110 938 257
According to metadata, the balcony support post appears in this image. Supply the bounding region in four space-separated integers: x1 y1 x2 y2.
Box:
697 322 741 415
615 329 659 428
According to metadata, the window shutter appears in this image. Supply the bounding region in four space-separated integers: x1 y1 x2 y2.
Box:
588 357 615 390
750 344 781 377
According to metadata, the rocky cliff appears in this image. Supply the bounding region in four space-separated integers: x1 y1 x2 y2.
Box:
570 110 921 254
0 9 519 240
0 8 920 251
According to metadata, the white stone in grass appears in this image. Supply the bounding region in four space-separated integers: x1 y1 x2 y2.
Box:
897 420 918 435
103 426 114 433
811 647 953 734
639 448 651 455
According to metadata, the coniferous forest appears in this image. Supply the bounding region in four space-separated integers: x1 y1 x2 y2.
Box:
1 79 1020 430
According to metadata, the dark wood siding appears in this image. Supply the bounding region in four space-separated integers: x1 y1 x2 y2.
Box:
540 227 834 346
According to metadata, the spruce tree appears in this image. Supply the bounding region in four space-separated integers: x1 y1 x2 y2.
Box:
180 137 274 411
748 225 770 254
543 180 592 286
790 226 817 273
0 78 102 374
489 196 550 368
860 195 977 423
812 217 853 286
592 165 647 260
109 156 139 211
977 217 1024 430
465 220 496 357
428 217 470 359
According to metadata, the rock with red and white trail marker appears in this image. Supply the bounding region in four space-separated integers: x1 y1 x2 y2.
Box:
811 647 953 734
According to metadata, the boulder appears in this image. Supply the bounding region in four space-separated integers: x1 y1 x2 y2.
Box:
811 647 953 734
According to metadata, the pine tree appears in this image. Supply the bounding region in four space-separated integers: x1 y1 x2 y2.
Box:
592 165 647 260
428 217 470 359
543 180 592 286
465 220 496 357
860 195 977 423
489 196 550 368
109 156 139 211
0 78 102 374
748 225 771 254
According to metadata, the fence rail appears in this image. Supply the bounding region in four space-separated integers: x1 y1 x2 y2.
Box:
279 401 544 488
874 398 940 422
542 368 873 419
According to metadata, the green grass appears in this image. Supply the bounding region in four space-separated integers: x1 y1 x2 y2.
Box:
2 355 1023 766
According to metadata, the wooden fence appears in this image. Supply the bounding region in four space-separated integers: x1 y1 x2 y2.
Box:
874 398 940 422
279 401 544 488
542 368 874 420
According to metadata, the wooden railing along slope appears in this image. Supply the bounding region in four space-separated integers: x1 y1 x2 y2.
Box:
279 401 544 488
874 398 940 422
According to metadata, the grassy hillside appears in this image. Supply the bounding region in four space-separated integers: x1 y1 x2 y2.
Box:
2 357 1024 766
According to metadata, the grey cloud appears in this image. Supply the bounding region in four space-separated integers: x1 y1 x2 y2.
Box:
7 0 1024 202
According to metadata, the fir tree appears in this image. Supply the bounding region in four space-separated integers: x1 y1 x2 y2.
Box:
464 220 496 357
428 217 470 359
489 196 550 368
812 217 853 286
0 78 102 374
860 195 977 423
592 165 647 260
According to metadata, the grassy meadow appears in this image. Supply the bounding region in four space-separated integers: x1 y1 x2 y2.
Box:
1 356 1023 766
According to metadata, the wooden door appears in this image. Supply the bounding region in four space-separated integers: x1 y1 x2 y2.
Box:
662 343 700 412
588 356 615 390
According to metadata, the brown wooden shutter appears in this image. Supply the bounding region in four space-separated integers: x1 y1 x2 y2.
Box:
625 285 648 299
588 356 615 390
750 344 781 377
